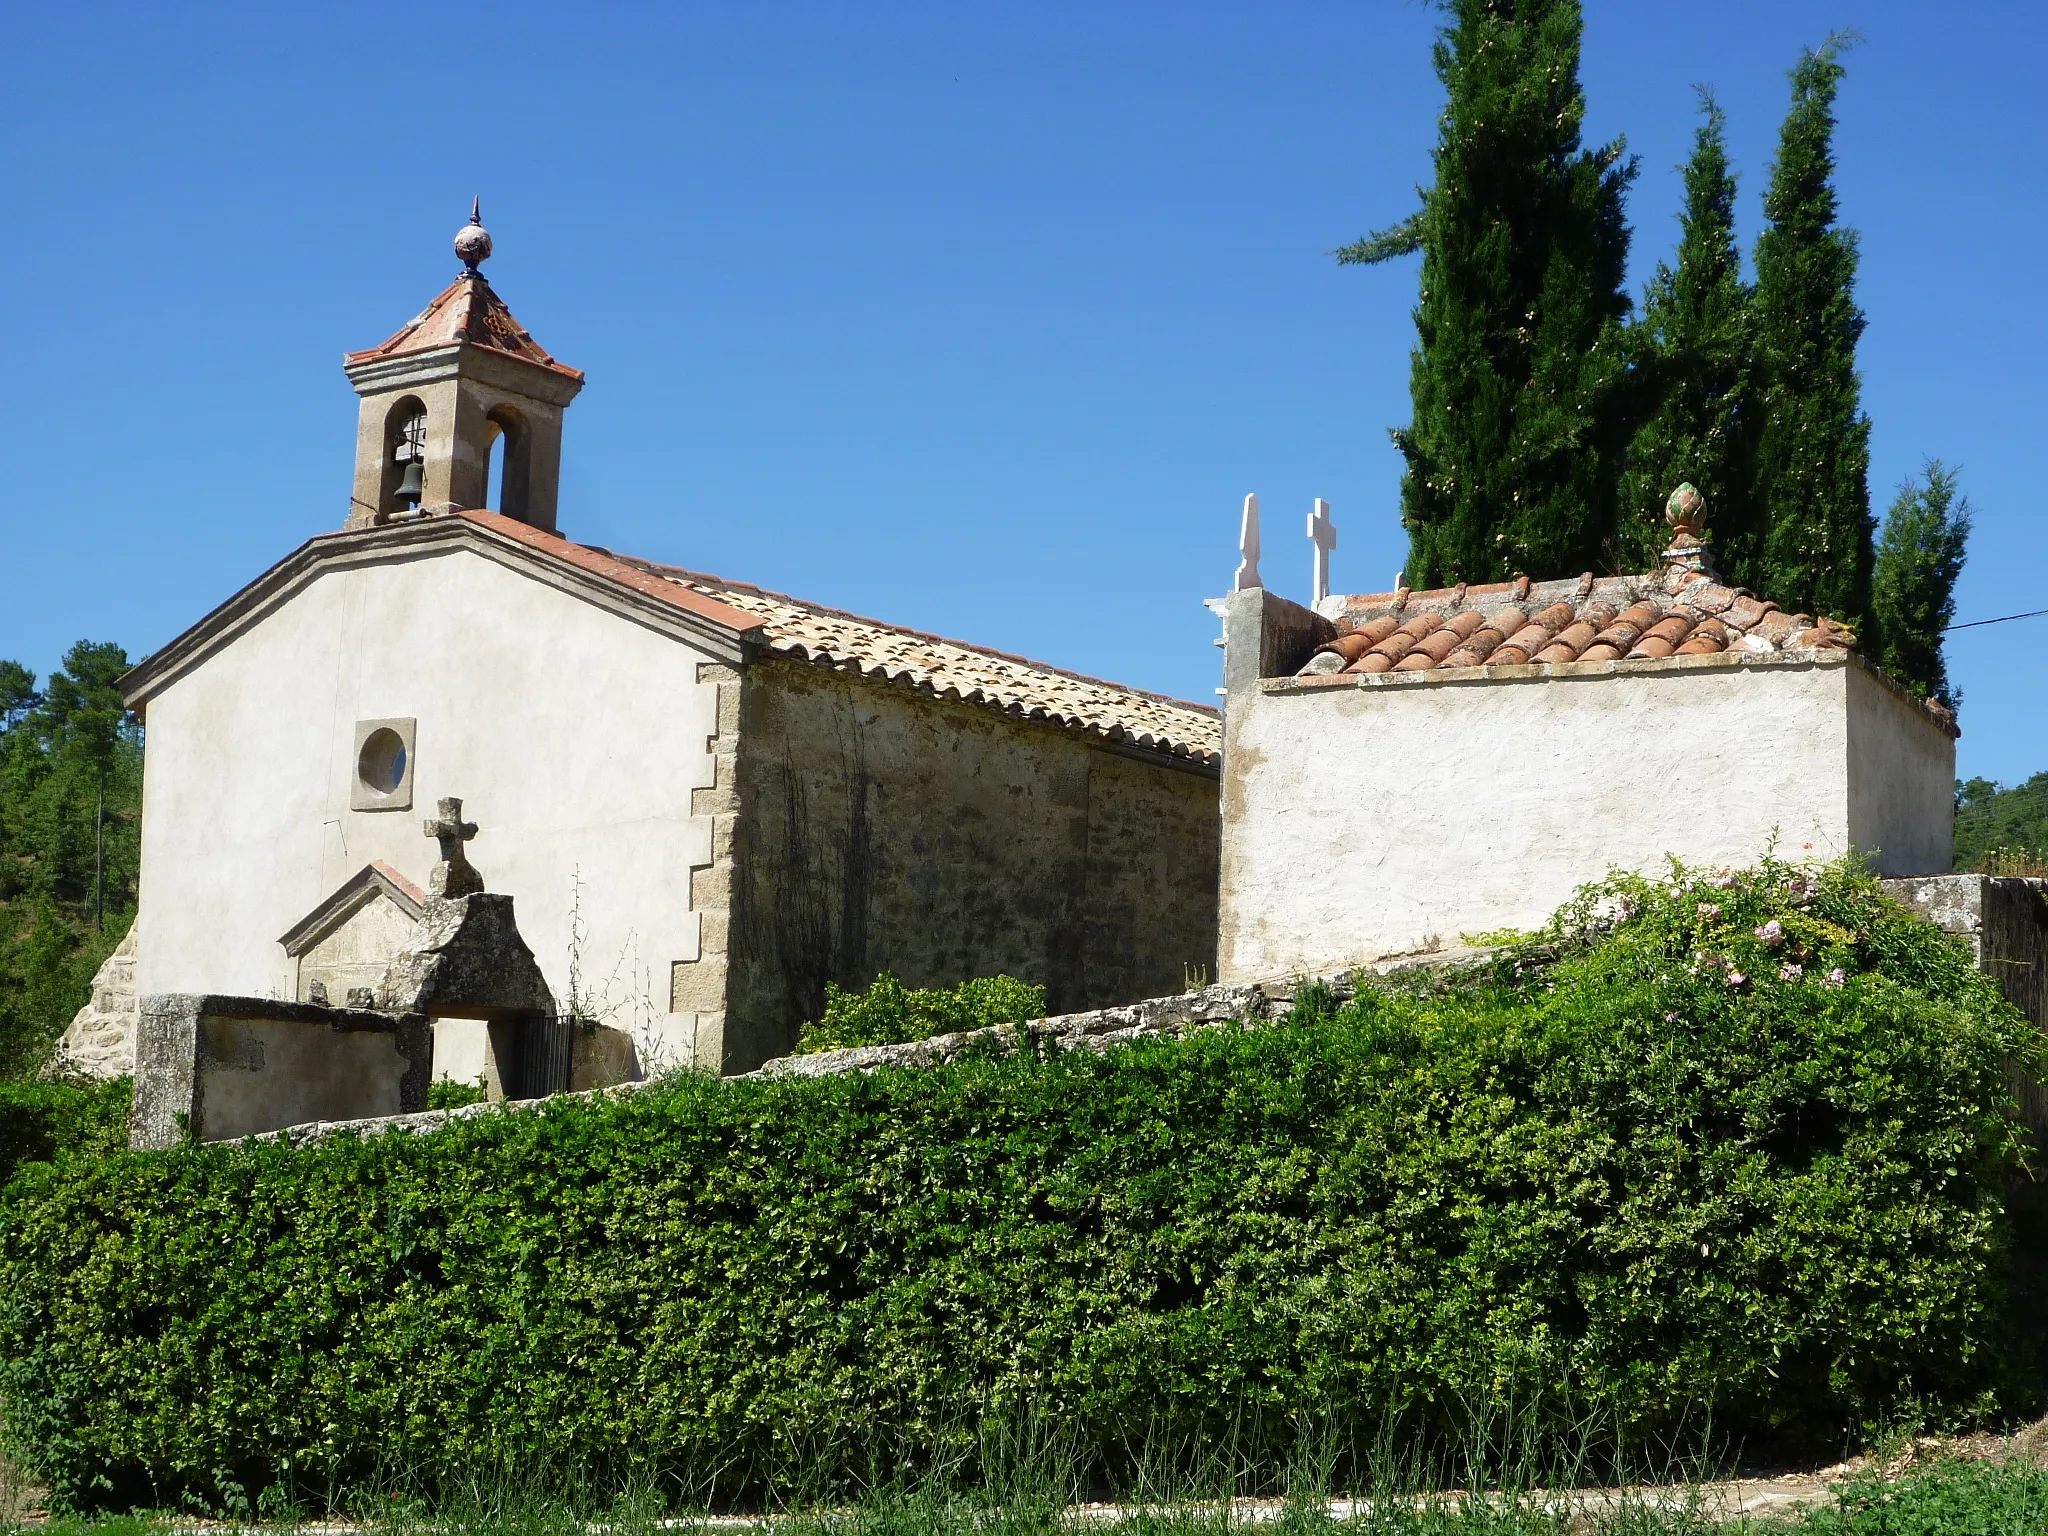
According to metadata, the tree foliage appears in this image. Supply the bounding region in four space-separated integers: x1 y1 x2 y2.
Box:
2 859 2037 1513
1753 39 1875 630
1869 462 1971 708
1617 93 1762 579
0 642 142 1076
1954 774 2048 874
1340 0 1637 587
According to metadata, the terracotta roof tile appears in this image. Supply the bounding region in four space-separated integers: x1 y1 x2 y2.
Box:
442 512 1217 764
344 274 584 382
1301 567 1857 684
630 557 1222 766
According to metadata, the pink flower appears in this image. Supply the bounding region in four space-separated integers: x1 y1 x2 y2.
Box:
1697 902 1722 921
1779 963 1803 982
1823 967 1846 988
1664 1011 1681 1024
1726 970 1748 989
1755 920 1785 946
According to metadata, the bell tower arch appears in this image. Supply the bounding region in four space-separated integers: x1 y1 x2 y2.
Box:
343 202 584 532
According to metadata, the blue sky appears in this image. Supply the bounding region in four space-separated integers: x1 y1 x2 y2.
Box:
3 1 2041 785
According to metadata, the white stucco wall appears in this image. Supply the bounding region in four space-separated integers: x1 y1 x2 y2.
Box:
1845 662 1956 877
133 545 720 1066
1218 651 1954 984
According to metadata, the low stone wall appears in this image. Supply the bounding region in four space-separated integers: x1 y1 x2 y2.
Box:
1881 875 2048 1028
1881 873 2048 1132
132 995 433 1150
249 949 1505 1148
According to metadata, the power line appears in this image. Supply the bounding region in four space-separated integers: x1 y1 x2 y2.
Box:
1944 607 2048 633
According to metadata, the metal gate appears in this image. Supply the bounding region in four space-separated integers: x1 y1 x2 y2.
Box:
510 1013 575 1100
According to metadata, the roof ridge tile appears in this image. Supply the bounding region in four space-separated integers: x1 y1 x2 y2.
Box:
1305 559 1865 689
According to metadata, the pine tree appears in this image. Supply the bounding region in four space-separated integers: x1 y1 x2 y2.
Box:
1752 39 1873 628
1869 462 1970 708
1338 0 1637 587
0 641 143 1073
1616 93 1763 579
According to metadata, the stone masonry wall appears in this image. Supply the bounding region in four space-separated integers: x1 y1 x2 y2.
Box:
720 656 1220 1074
1882 873 2048 1131
51 921 138 1079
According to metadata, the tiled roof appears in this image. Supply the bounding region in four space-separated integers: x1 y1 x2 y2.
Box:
343 274 584 382
1300 565 1859 678
449 513 1220 767
619 554 1223 767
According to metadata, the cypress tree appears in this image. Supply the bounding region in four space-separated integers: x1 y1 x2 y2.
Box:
1339 0 1637 587
1752 40 1873 627
1869 461 1971 708
1617 93 1763 579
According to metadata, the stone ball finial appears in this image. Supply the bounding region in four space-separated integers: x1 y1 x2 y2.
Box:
1665 482 1707 538
454 197 492 272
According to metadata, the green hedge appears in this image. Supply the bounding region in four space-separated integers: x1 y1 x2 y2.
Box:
795 972 1047 1052
0 1077 130 1191
0 862 2038 1511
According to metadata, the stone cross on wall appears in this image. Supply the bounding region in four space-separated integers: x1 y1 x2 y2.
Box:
1233 493 1262 591
424 796 484 898
1307 498 1336 604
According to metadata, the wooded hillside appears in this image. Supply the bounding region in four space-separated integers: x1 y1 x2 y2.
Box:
0 643 141 1076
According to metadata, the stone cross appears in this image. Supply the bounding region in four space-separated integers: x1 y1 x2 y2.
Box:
424 796 484 898
1307 498 1336 604
1232 493 1262 591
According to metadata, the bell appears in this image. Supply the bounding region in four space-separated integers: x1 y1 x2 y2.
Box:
394 459 425 505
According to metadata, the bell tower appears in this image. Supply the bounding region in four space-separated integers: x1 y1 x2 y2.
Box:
343 203 584 532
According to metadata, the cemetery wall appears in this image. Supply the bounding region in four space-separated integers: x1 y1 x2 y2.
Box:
1220 649 1955 983
716 656 1219 1072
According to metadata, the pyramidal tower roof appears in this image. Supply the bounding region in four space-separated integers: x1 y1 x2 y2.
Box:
343 201 582 383
343 273 584 382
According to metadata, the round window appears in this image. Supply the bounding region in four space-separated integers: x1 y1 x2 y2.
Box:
357 728 409 795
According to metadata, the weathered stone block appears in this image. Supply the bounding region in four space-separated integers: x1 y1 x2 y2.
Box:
374 892 555 1017
132 995 432 1149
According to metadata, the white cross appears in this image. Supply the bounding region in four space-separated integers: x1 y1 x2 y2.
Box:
1232 493 1262 591
1307 498 1336 604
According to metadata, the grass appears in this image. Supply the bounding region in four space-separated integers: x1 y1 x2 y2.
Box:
7 1452 2047 1536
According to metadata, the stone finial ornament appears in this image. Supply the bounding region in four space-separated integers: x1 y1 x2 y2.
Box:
424 796 485 898
1665 482 1707 539
1661 482 1717 578
454 198 493 273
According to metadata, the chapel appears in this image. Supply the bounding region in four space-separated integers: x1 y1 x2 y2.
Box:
67 209 1222 1085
